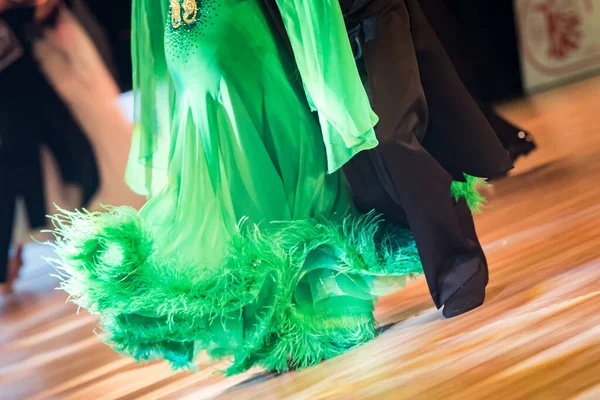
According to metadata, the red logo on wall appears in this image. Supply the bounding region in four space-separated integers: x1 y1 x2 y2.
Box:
535 0 582 59
520 0 600 76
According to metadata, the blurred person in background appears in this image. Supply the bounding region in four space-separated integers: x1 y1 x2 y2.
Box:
0 8 44 292
32 0 144 209
61 0 119 83
0 0 99 293
418 0 537 171
442 0 524 102
82 0 132 91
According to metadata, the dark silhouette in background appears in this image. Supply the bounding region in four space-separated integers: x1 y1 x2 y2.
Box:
0 2 99 292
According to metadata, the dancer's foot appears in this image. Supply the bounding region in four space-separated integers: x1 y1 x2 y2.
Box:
442 266 487 318
1 246 24 294
507 131 537 164
489 130 537 180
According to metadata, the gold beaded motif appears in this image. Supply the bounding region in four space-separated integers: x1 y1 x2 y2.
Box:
170 0 182 28
165 0 220 62
171 0 198 28
183 0 199 24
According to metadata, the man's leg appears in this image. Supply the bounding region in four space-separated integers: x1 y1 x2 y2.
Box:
0 176 16 285
344 0 491 315
406 0 512 179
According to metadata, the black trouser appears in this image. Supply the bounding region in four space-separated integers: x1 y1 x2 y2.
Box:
341 0 511 309
0 121 47 283
418 0 535 161
263 0 511 312
5 58 99 207
35 77 100 207
442 0 523 102
0 58 99 281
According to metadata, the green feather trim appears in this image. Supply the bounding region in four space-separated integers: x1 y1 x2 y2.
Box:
451 174 489 213
48 208 422 375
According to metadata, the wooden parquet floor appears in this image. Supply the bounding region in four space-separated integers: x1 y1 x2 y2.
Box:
1 76 600 400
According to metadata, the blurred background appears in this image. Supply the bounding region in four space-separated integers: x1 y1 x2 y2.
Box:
1 0 142 287
1 0 599 398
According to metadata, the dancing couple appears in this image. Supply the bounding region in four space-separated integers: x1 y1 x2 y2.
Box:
51 0 524 374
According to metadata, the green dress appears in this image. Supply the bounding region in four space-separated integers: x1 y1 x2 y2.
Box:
50 0 477 374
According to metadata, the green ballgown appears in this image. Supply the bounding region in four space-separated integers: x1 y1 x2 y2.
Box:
50 0 480 374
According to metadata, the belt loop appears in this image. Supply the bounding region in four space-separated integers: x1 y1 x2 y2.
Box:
363 17 376 43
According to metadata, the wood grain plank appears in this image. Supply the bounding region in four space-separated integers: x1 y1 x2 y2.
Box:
1 76 600 399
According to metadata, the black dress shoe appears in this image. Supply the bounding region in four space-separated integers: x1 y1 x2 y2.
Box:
507 130 537 164
442 266 487 318
488 132 537 180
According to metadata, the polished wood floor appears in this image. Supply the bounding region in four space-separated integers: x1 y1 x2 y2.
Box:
2 76 600 400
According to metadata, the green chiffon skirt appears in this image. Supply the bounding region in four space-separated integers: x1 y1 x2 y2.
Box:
50 0 482 375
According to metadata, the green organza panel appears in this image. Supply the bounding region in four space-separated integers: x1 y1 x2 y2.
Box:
127 0 380 193
125 0 175 197
275 0 380 173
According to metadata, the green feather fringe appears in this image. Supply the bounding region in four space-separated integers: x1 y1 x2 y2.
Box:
48 208 422 375
451 174 488 213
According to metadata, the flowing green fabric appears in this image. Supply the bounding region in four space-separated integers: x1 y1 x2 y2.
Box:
49 0 483 375
124 0 173 196
125 0 379 195
275 0 379 173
